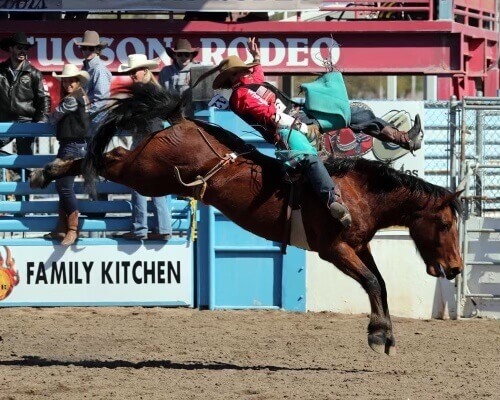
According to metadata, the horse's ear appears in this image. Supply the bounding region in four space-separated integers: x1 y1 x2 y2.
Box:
437 191 461 210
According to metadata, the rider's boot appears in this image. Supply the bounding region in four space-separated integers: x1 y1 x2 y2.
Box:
61 211 79 246
305 155 352 228
379 114 422 151
328 187 352 229
44 208 67 240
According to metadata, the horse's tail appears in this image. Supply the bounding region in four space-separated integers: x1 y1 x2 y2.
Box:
82 83 182 190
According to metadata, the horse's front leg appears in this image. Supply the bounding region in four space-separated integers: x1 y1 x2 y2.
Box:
324 242 394 355
30 158 83 189
357 244 396 355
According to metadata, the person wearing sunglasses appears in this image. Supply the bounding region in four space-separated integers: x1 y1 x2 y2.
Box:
75 30 112 218
75 30 111 126
0 32 51 159
159 38 200 117
115 54 173 242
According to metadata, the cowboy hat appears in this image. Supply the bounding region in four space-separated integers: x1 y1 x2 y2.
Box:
75 30 108 48
166 38 199 58
52 64 90 85
212 55 259 90
117 54 159 73
0 32 34 52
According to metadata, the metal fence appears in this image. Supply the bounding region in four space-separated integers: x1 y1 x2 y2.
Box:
426 97 500 318
424 97 500 215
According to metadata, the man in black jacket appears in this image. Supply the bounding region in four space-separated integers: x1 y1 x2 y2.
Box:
0 32 51 155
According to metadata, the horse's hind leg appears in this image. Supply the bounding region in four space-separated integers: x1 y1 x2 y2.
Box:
30 147 131 189
323 242 394 356
357 244 396 355
30 158 84 189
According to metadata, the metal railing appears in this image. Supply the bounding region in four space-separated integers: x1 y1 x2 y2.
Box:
453 0 497 30
320 0 433 20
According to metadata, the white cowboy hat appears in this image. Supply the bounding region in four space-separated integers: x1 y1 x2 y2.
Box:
118 54 159 73
52 64 90 85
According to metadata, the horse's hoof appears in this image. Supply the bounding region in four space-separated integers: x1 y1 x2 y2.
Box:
29 169 45 188
385 344 397 356
369 332 397 356
369 342 386 354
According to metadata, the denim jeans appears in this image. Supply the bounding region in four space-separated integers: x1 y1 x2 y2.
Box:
131 192 172 237
55 141 87 215
129 134 172 236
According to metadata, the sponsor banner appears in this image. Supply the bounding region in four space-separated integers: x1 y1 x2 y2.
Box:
0 0 321 12
17 34 340 73
364 101 425 177
0 243 193 306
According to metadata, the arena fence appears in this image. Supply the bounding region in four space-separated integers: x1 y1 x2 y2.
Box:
0 117 305 310
2 101 498 316
453 97 500 318
0 122 195 306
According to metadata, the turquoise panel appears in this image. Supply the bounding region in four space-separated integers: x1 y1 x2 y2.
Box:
214 252 282 308
196 109 306 311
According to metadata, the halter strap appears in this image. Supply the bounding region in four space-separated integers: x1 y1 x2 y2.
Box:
173 127 252 200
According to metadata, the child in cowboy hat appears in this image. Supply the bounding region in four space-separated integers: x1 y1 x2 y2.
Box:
76 30 112 218
159 38 200 117
45 64 91 246
116 54 173 241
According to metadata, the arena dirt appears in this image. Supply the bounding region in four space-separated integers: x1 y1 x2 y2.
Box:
0 307 498 399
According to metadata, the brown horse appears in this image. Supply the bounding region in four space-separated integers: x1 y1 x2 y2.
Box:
30 84 463 355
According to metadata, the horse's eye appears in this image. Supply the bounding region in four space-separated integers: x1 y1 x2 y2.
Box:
439 221 451 232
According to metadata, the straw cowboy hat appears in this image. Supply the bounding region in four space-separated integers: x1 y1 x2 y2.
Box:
117 54 160 73
75 30 108 48
0 32 35 52
211 55 259 89
166 38 199 58
52 64 90 85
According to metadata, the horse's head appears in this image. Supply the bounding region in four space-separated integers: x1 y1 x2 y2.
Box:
408 192 463 280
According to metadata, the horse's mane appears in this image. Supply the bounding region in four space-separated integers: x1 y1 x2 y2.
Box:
83 84 183 185
324 157 462 216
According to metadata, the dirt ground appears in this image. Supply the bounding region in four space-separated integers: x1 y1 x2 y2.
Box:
0 308 498 400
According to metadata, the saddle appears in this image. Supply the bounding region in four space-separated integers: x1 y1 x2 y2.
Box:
322 128 373 158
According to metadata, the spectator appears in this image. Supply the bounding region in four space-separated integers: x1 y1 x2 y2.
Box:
46 64 90 246
76 30 112 216
0 32 51 172
116 54 172 241
159 38 200 117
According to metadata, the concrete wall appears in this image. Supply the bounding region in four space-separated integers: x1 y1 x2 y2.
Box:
306 229 458 319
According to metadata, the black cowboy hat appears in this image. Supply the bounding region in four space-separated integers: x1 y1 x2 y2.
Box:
0 32 35 52
166 38 199 58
